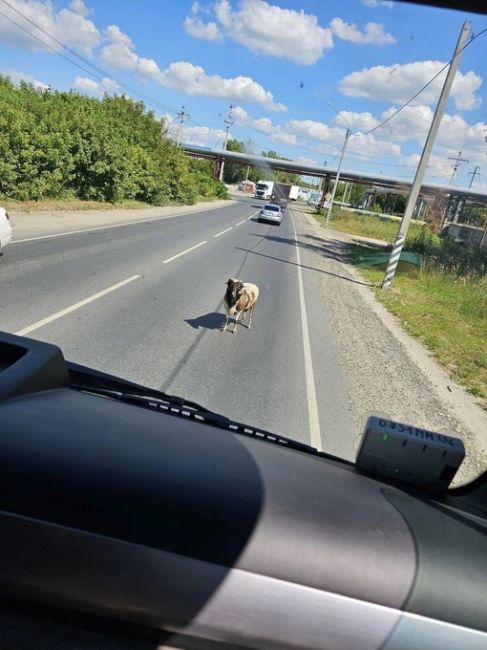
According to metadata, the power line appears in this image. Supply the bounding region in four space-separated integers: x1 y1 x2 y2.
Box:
360 26 487 137
0 0 179 116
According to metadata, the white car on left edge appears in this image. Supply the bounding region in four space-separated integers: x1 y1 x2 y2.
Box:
0 207 12 253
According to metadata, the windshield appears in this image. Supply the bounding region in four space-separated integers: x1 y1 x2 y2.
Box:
0 0 485 488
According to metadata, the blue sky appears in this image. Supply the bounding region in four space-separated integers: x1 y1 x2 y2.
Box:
0 0 485 188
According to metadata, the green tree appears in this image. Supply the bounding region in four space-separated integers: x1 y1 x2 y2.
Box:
0 75 223 206
222 139 246 184
348 183 366 207
259 150 299 185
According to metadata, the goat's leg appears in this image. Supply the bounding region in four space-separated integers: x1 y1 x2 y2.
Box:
221 312 229 332
232 311 240 334
247 306 254 330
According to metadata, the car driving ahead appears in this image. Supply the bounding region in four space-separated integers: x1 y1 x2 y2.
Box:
259 203 283 225
0 207 12 253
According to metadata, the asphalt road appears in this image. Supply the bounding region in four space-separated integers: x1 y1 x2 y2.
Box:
0 198 355 459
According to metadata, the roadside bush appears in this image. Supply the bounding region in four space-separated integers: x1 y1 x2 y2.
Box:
0 75 218 206
407 230 487 279
189 159 229 200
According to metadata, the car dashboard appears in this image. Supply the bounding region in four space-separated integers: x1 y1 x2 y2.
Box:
0 331 486 649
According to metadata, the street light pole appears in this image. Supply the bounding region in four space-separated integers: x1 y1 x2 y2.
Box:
325 128 351 225
381 20 471 290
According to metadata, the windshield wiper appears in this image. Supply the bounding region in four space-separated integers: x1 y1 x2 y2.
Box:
68 362 326 458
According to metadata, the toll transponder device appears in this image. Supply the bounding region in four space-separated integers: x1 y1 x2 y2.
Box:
356 416 465 491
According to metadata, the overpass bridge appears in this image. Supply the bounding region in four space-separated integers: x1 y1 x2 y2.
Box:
182 143 487 205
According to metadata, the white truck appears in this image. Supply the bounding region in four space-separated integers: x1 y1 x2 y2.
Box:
255 181 274 200
255 181 300 202
288 185 299 201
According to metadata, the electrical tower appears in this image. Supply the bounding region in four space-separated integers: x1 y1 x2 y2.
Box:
176 106 191 145
448 150 469 185
219 104 234 181
468 165 480 188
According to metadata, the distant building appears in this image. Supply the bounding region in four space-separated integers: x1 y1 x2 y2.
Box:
238 180 256 193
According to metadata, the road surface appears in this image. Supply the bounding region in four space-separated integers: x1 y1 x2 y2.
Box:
0 198 356 460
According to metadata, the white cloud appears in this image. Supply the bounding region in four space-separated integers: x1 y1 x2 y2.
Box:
74 75 119 95
330 18 396 45
233 109 401 160
213 0 333 65
271 131 296 145
163 113 228 147
5 69 48 89
159 62 286 111
332 110 379 132
404 153 453 181
69 0 92 17
100 43 138 70
331 103 486 158
436 114 487 160
379 104 433 142
339 60 483 112
100 42 286 111
188 1 395 63
191 1 202 14
105 24 134 48
0 0 101 54
361 0 394 7
233 105 275 133
183 16 221 41
284 118 401 159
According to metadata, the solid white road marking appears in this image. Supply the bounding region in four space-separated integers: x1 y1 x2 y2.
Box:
235 219 247 226
15 275 141 336
289 210 323 451
163 240 207 264
213 227 233 238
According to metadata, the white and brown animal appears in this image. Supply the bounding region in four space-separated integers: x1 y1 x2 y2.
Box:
222 278 260 334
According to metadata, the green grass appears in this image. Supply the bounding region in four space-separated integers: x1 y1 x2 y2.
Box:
0 197 154 213
313 208 428 243
353 247 487 407
1 194 228 213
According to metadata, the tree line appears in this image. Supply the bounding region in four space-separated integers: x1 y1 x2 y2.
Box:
0 76 227 205
222 139 300 186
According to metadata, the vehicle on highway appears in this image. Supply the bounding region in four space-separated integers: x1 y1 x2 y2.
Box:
0 207 12 252
255 180 274 199
258 202 283 225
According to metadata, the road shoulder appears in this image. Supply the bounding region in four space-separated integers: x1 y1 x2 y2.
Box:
10 198 236 241
291 206 487 485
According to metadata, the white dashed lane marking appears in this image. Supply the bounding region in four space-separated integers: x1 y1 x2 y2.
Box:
163 240 207 264
16 275 141 336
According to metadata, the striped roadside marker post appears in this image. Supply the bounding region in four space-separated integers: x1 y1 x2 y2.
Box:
381 234 406 290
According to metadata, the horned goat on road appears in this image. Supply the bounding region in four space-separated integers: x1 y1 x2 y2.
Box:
222 278 260 334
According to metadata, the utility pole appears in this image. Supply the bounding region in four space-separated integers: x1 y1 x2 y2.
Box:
448 150 469 185
325 129 351 224
468 165 480 188
381 20 471 290
219 104 234 182
176 106 190 145
319 161 327 191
